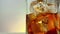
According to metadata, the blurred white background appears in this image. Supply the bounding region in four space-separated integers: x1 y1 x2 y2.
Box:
0 0 26 33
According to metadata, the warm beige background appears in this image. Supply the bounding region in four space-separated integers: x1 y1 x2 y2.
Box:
0 0 26 33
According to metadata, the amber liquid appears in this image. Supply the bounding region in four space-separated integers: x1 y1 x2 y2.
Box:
26 13 59 34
